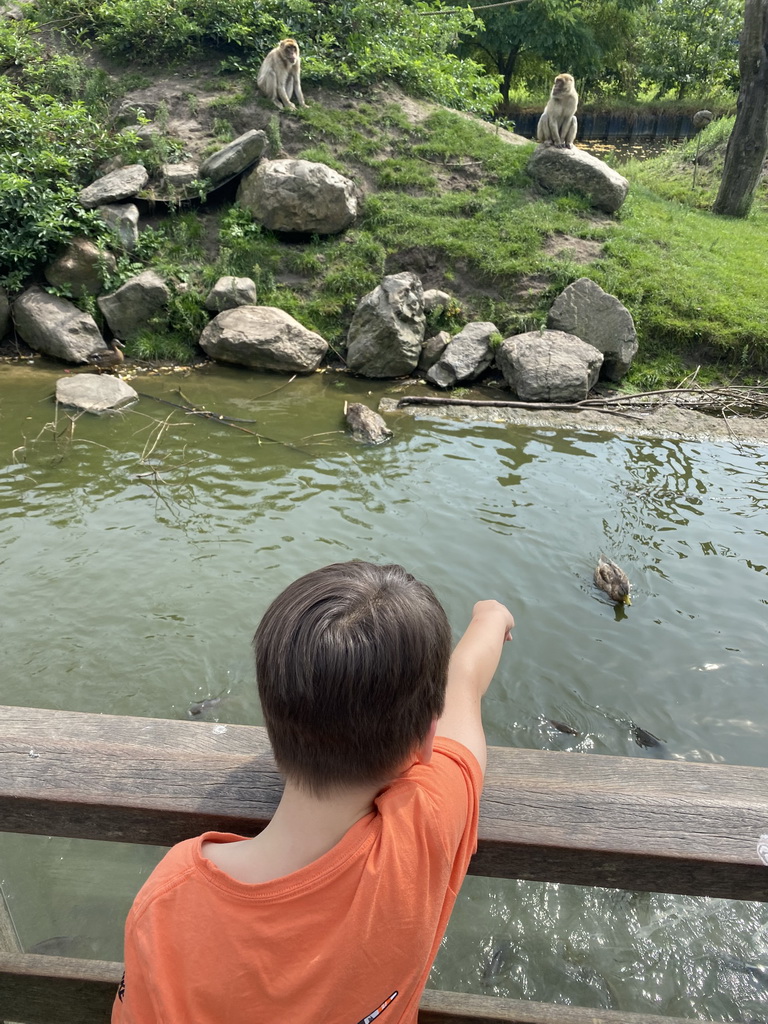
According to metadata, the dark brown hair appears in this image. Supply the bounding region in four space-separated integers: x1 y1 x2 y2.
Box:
253 561 451 793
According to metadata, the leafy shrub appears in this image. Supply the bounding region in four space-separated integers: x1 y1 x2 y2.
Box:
35 0 501 113
0 80 114 288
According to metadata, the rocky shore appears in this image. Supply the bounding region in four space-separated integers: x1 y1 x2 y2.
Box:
380 394 768 445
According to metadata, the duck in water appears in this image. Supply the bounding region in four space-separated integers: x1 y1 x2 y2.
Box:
87 338 125 372
594 554 631 605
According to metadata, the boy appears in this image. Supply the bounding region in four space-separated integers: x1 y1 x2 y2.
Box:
113 561 514 1024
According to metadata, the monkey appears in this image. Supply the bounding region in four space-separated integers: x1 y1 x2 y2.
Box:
536 73 578 149
257 38 306 111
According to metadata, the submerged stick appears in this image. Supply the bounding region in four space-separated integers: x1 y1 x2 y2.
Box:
395 396 645 420
136 391 259 430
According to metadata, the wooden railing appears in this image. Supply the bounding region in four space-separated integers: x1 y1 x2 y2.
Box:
1 705 767 1024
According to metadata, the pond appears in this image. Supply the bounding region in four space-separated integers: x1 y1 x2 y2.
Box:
1 361 767 1019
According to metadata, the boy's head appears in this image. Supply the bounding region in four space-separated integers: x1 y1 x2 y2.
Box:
253 561 451 794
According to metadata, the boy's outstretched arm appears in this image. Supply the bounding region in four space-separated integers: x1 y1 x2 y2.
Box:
435 600 514 777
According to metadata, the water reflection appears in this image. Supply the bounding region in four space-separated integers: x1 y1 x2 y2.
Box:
1 364 767 1018
432 879 768 1020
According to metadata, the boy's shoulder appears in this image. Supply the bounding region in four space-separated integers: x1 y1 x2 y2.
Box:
129 834 216 921
377 737 482 838
430 736 484 791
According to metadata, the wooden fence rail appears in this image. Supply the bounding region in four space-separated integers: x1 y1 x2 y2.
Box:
1 705 767 1024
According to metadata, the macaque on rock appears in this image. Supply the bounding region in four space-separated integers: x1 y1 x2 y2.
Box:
536 73 578 148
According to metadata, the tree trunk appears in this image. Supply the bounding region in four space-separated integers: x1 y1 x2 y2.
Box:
712 0 768 217
499 48 519 105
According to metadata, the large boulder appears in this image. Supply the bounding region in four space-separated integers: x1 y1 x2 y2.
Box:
13 286 105 363
423 289 455 313
418 331 450 371
346 272 425 378
205 277 257 312
496 329 603 402
238 159 357 234
44 238 116 298
547 277 638 381
199 306 328 374
528 146 629 214
98 203 140 252
98 271 170 341
426 321 498 388
56 374 138 413
199 130 267 185
161 162 199 189
78 165 149 209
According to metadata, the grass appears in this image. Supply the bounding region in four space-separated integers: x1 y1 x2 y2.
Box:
8 32 765 382
197 105 768 377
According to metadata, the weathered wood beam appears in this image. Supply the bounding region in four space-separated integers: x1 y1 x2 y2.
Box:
0 953 120 1024
0 953 708 1024
2 706 768 900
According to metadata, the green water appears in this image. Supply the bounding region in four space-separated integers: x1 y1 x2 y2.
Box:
1 361 767 1019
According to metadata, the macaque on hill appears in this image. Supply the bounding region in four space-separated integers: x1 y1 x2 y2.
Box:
257 38 306 111
536 73 578 149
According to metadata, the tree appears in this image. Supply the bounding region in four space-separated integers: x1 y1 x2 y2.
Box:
464 0 650 105
636 0 742 100
465 0 598 105
713 0 768 216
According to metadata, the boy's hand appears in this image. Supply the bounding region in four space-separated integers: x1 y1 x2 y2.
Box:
470 600 515 642
435 598 515 776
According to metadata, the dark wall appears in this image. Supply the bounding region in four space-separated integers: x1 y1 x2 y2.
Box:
505 109 698 142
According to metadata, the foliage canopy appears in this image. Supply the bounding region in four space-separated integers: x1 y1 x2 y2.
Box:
34 0 501 112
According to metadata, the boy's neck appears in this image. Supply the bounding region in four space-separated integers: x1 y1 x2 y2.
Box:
202 777 388 884
272 777 382 846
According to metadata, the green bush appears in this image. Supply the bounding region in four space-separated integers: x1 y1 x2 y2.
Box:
0 82 113 288
34 0 501 113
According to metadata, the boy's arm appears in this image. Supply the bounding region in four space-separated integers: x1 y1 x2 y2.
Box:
435 600 514 777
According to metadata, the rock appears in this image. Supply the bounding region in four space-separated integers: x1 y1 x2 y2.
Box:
205 277 257 312
55 374 138 413
0 286 9 339
199 306 328 374
44 238 116 298
78 164 149 209
418 331 450 371
547 277 638 381
98 203 140 252
161 162 199 188
693 110 714 130
345 402 393 444
346 272 425 378
496 329 603 402
1 4 24 19
129 123 163 146
199 130 268 185
528 146 629 214
426 321 498 389
13 286 106 363
98 271 170 342
423 289 455 313
238 159 357 234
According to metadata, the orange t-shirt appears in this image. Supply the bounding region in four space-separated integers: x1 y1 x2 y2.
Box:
112 737 481 1024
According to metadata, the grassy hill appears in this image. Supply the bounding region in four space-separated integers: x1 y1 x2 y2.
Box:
2 8 767 386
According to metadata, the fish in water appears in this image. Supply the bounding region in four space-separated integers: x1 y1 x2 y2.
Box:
188 696 223 717
633 725 665 749
548 719 580 736
594 555 631 605
28 935 101 958
480 942 510 987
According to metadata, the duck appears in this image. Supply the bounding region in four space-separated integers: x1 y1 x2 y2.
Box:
594 554 631 605
87 338 125 372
